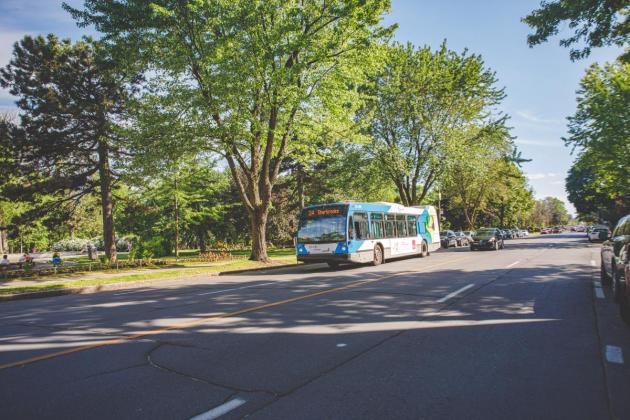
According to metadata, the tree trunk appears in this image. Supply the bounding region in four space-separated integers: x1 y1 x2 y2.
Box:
249 207 269 262
296 165 305 210
174 179 180 258
97 140 117 262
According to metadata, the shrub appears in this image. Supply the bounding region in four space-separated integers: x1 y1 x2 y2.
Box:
52 238 94 252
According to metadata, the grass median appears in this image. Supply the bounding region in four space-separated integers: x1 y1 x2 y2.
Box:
0 256 297 296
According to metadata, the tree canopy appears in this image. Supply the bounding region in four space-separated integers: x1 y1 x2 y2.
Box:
523 0 630 62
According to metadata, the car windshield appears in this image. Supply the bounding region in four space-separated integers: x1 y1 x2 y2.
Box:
475 229 495 235
298 214 346 243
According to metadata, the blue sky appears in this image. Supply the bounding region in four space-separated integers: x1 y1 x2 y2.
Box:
0 0 623 214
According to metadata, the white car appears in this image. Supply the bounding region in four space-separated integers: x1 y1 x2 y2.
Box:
588 227 610 242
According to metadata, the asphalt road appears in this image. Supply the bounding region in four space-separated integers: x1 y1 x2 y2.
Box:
2 233 630 420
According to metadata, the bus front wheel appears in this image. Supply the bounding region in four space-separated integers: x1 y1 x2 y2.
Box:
372 245 384 266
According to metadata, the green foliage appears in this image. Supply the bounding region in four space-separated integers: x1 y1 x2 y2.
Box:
0 34 131 261
530 197 570 228
67 0 394 261
523 0 630 62
368 42 507 206
565 61 630 224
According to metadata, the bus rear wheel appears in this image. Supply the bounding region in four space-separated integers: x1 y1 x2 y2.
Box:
372 245 384 266
419 240 428 258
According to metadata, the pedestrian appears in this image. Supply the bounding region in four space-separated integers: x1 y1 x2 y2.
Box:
1 254 9 275
51 252 62 266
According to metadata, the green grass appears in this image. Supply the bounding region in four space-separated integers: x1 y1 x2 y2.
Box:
65 247 295 263
0 256 298 296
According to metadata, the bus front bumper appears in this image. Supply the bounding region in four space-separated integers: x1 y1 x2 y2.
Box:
298 254 351 264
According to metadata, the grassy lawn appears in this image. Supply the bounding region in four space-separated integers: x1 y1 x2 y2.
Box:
65 247 295 263
0 255 298 296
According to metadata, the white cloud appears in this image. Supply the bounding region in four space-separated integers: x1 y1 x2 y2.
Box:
526 172 559 180
515 110 564 125
514 138 564 147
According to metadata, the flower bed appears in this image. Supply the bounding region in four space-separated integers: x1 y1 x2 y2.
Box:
0 251 244 281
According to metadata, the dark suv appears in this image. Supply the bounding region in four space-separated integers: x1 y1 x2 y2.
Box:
471 228 504 251
601 214 630 324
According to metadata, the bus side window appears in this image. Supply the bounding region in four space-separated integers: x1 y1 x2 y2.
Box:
396 214 407 238
370 212 383 239
353 212 369 240
348 216 354 240
385 214 396 238
407 215 417 237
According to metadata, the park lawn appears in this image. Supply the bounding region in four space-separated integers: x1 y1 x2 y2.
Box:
65 247 295 263
0 256 298 296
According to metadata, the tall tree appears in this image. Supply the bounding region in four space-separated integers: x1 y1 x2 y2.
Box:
564 61 630 224
368 42 506 206
0 35 132 261
67 0 392 262
441 125 514 229
523 0 630 62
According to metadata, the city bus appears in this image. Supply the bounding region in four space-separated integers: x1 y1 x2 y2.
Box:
296 202 440 267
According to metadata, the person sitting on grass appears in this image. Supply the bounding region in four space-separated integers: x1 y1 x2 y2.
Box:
1 254 9 273
51 252 62 267
18 253 34 269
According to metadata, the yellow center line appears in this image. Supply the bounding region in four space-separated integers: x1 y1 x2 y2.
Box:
0 256 473 371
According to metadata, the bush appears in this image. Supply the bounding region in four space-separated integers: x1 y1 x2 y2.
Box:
52 238 94 252
91 237 132 252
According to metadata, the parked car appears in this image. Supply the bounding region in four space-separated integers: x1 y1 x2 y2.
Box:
501 229 513 239
540 228 551 234
454 231 469 246
601 214 630 324
440 231 458 248
520 229 529 237
470 228 505 251
552 227 561 233
511 228 521 238
589 226 611 242
463 231 475 243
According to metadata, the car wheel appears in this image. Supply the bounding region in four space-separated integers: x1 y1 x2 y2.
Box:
327 261 340 269
600 260 612 286
470 245 476 251
419 240 428 258
372 245 384 266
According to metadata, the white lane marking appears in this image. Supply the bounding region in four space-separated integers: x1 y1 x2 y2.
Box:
506 261 520 268
605 346 624 364
590 260 596 267
594 287 605 299
198 282 274 296
593 281 602 287
336 343 347 348
437 284 475 303
190 398 247 420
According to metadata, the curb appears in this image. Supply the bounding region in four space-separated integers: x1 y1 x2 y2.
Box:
0 262 303 302
218 263 302 276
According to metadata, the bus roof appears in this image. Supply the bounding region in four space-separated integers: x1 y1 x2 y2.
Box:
302 202 434 215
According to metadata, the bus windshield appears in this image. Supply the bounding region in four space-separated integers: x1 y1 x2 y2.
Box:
297 207 347 244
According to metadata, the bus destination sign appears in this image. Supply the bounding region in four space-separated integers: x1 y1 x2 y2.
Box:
305 206 346 218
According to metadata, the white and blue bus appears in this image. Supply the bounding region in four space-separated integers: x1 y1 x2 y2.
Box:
296 202 440 267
